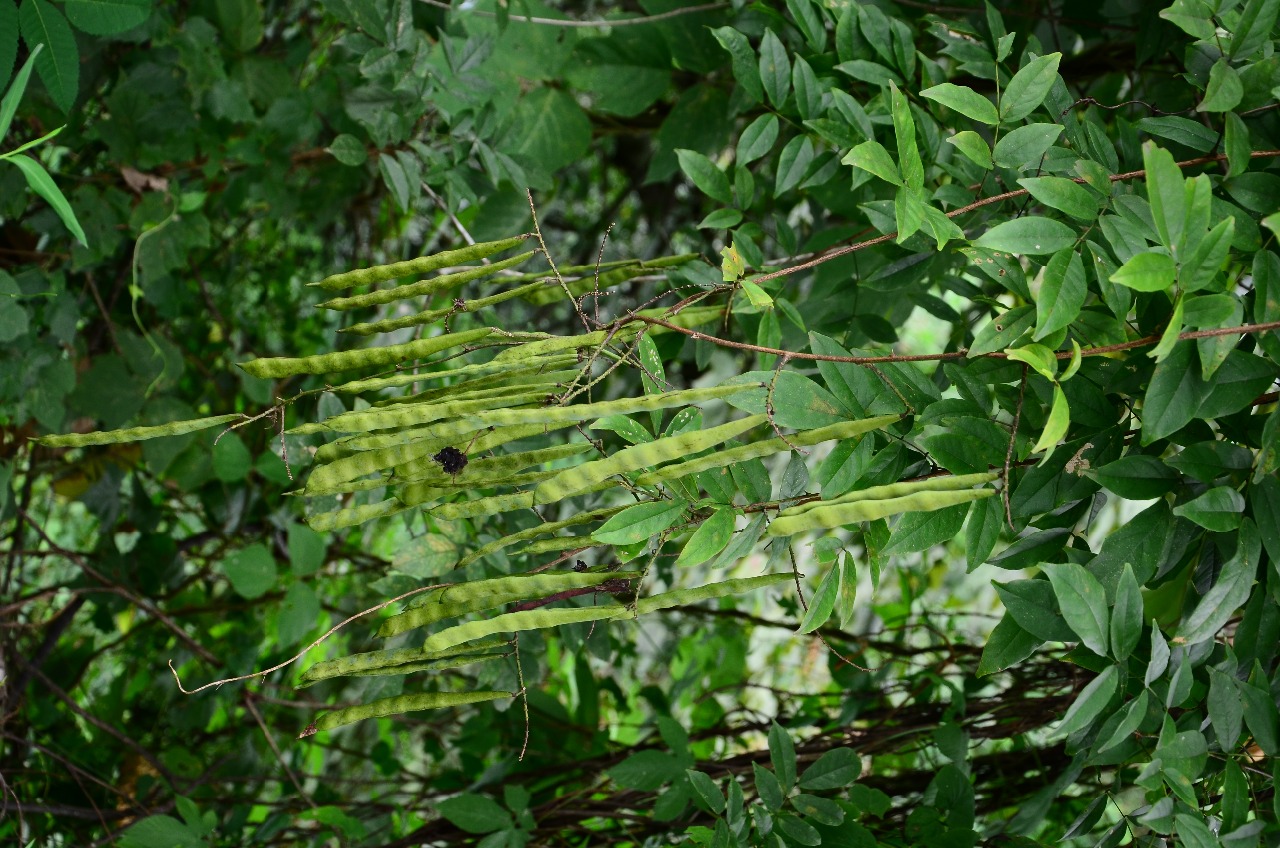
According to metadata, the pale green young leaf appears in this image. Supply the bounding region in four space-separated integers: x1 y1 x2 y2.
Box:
920 83 998 125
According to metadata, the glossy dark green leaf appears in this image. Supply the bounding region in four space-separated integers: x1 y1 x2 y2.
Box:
798 563 840 634
1172 486 1245 532
754 763 785 811
1043 563 1109 656
1111 563 1143 661
769 722 797 794
799 748 860 791
594 500 686 546
1093 455 1179 499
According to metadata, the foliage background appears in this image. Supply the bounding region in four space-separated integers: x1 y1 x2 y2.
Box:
3 0 1280 847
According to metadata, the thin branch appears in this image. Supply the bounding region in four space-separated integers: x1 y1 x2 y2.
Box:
417 0 728 28
168 582 447 695
243 693 317 809
1004 366 1028 531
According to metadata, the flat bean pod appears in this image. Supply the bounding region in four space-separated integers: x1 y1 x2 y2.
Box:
297 389 546 435
373 372 578 408
418 605 627 654
427 491 536 520
36 413 244 447
307 438 445 495
458 384 758 430
767 488 996 536
534 414 767 504
308 498 405 532
328 354 577 394
309 235 531 291
398 467 562 507
379 570 638 636
241 327 494 379
298 644 509 687
343 277 550 336
632 572 793 615
492 324 642 361
634 415 901 486
319 251 536 311
456 505 624 568
309 690 512 734
777 471 1000 519
395 442 594 488
342 652 507 679
389 423 553 477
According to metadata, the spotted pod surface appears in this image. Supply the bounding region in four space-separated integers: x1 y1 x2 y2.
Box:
306 690 512 735
36 413 244 447
630 572 793 615
767 488 997 536
309 235 531 291
455 505 623 569
417 605 627 655
327 353 577 394
534 413 768 504
297 635 511 686
319 251 537 311
378 570 639 637
776 471 1000 518
240 327 494 379
343 277 550 336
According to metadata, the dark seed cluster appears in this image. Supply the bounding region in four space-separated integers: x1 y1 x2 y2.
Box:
431 446 468 474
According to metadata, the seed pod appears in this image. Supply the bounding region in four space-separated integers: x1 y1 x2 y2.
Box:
306 690 512 735
342 277 550 336
428 491 537 521
240 327 494 379
777 471 1000 518
297 635 511 686
318 251 536 311
298 649 508 688
520 254 699 306
462 384 759 430
35 413 244 448
328 354 577 394
418 604 627 654
634 415 901 486
379 570 639 637
767 488 996 536
308 498 405 532
631 572 793 615
534 414 767 504
298 389 547 435
309 235 532 291
456 505 624 569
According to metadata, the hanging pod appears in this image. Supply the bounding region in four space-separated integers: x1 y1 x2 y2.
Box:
35 413 245 448
240 327 494 379
417 604 629 655
308 235 532 291
302 690 513 735
455 505 625 569
327 353 577 395
776 471 1000 518
767 488 997 537
319 251 537 311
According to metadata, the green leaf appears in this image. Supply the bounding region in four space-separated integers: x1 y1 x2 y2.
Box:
758 28 790 108
881 501 971 555
978 614 1044 676
328 133 367 166
608 750 683 790
1111 563 1143 661
1111 251 1175 292
697 208 743 229
677 507 736 567
841 140 902 186
973 217 1075 255
7 154 89 247
287 523 326 576
1208 668 1243 749
769 721 797 794
211 431 252 482
510 88 592 176
1143 142 1186 250
890 82 922 189
687 770 725 814
1142 342 1209 444
436 794 512 835
1232 0 1280 58
798 563 840 634
278 582 319 646
946 131 992 169
594 500 686 546
1031 385 1069 463
920 83 998 125
1092 455 1179 500
1199 58 1243 112
1034 248 1085 339
0 43 40 142
737 113 779 165
799 748 860 790
1175 520 1259 645
711 26 764 103
592 414 652 445
62 0 151 35
676 149 732 205
1042 563 1109 656
1097 689 1149 752
999 52 1062 123
969 305 1035 356
1149 291 1184 363
1172 486 1245 532
222 543 278 600
754 763 785 811
1018 176 1097 221
992 123 1062 170
1055 664 1119 737
118 815 203 848
775 134 815 195
18 0 79 113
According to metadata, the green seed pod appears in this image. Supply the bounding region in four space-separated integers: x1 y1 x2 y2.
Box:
428 491 537 521
302 389 547 435
379 570 639 637
521 254 699 306
344 652 507 680
342 277 550 336
455 505 624 568
307 438 446 495
318 251 537 311
389 424 554 478
767 488 996 536
35 413 244 448
328 354 577 394
309 235 532 291
308 498 405 532
298 644 509 688
632 572 793 615
634 415 901 486
418 605 627 654
240 327 494 379
372 380 563 409
459 384 759 430
534 414 767 505
307 690 512 735
777 471 1000 518
492 324 643 362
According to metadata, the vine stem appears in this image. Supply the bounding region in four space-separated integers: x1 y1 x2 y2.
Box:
168 582 449 695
